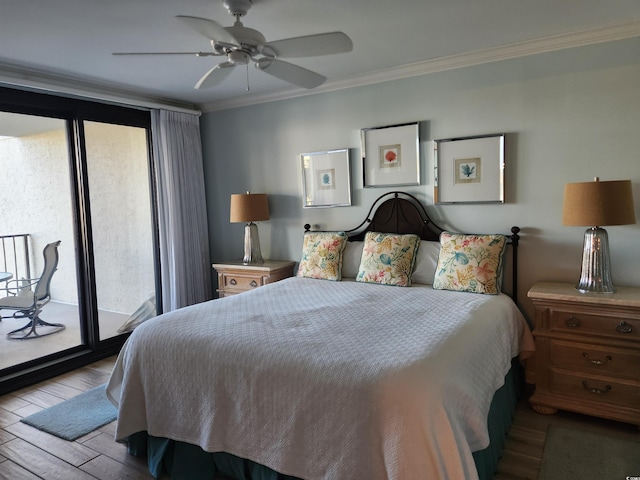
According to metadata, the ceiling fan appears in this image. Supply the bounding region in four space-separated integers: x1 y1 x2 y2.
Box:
113 0 353 90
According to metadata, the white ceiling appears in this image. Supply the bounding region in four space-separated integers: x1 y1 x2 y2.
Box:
1 0 640 112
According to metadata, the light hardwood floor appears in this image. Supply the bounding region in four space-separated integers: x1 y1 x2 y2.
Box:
0 356 637 480
495 395 639 479
0 356 154 480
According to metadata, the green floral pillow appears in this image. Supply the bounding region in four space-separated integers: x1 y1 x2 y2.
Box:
356 232 420 287
297 231 348 281
432 232 507 294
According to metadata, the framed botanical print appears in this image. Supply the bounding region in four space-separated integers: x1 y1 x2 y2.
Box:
434 133 505 204
361 122 420 187
300 148 351 208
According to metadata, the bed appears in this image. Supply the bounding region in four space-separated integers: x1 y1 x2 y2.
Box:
106 191 534 480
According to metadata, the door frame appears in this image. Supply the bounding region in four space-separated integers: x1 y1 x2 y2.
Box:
0 86 161 394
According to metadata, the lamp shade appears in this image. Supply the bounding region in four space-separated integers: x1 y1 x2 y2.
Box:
562 178 636 227
230 192 270 223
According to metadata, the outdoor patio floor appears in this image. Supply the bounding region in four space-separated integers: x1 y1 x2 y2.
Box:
0 301 128 370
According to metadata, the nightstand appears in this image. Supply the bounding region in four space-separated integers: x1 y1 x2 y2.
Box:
528 281 640 426
212 260 296 298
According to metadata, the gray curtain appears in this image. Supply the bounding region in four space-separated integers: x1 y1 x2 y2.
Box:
151 109 212 311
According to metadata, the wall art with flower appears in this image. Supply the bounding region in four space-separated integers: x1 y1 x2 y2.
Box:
361 122 419 187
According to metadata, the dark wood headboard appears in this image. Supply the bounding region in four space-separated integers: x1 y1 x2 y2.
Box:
304 191 521 302
343 191 444 241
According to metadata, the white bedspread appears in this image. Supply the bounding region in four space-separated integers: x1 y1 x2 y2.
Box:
107 277 534 480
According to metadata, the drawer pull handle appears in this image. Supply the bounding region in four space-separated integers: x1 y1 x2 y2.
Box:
615 321 633 334
250 280 258 287
581 381 611 394
582 352 612 365
565 316 581 328
229 279 237 286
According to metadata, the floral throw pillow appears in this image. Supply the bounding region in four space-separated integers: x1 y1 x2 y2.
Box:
356 232 420 287
432 232 507 294
297 231 348 281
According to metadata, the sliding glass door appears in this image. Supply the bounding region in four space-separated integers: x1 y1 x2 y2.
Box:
0 87 160 391
83 121 157 341
0 111 82 365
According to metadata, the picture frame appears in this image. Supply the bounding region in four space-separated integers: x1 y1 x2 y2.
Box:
434 133 505 204
300 148 351 208
361 122 420 187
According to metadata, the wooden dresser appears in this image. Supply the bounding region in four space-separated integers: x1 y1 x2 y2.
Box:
528 281 640 426
212 260 296 298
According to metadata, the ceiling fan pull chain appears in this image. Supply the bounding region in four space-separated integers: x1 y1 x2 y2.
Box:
246 64 250 92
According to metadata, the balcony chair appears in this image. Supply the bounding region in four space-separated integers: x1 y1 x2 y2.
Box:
0 241 65 340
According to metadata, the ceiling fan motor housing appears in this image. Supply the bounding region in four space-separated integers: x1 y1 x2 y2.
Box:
225 24 266 52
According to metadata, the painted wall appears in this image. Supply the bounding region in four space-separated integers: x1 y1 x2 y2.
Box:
200 37 640 321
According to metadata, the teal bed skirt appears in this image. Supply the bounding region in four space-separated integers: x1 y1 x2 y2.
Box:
126 360 522 480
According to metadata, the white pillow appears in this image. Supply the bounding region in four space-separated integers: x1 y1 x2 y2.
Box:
341 241 364 278
411 241 441 285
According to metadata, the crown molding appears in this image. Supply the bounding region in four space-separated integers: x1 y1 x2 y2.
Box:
0 62 201 115
201 20 640 112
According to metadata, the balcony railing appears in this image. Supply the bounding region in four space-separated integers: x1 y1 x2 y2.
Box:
0 234 31 295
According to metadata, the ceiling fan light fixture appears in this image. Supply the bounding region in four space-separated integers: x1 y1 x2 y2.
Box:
210 39 227 55
228 50 250 65
254 57 272 70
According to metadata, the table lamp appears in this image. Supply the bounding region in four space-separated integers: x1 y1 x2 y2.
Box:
562 177 635 293
230 192 270 264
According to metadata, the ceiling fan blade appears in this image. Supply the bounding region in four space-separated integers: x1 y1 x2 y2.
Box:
176 15 238 45
112 52 218 56
255 58 325 89
195 62 235 89
260 32 353 58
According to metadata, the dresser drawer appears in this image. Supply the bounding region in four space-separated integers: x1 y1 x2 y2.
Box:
549 369 640 410
550 339 640 380
219 272 264 291
549 309 639 341
213 260 296 298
